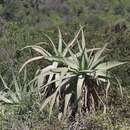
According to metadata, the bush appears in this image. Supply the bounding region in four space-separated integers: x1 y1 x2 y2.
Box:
86 15 106 29
113 4 125 16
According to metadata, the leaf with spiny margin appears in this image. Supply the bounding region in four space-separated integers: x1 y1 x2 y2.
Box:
58 28 63 53
81 28 86 49
95 61 127 71
63 27 82 56
63 58 78 70
77 40 82 53
81 50 86 70
31 45 52 57
43 34 58 55
21 45 51 57
89 56 106 70
63 41 79 67
19 56 44 72
92 43 108 65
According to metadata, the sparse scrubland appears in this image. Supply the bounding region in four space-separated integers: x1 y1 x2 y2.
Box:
0 0 130 130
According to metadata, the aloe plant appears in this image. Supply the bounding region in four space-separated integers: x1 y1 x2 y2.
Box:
19 27 84 118
20 27 126 120
0 68 36 114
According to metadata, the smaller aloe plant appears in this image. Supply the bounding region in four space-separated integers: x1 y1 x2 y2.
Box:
20 27 126 120
0 68 35 112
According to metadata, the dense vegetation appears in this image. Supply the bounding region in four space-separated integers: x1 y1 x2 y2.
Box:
0 0 130 130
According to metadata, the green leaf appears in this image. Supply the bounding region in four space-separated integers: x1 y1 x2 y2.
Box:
81 28 86 49
64 93 72 116
0 75 9 89
49 90 58 119
0 93 13 104
63 41 79 67
63 27 82 56
89 56 106 70
58 28 63 53
51 67 68 73
81 49 86 70
77 40 82 53
86 48 101 68
96 61 127 71
86 48 100 53
106 80 110 100
40 93 54 111
77 77 84 99
12 72 21 101
92 43 108 65
116 77 123 98
22 45 51 57
19 56 44 72
63 58 78 70
8 91 19 103
43 34 58 55
32 45 52 57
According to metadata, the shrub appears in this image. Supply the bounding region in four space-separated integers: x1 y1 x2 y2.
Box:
85 15 106 29
113 4 125 16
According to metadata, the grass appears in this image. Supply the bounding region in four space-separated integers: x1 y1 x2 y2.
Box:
0 1 130 129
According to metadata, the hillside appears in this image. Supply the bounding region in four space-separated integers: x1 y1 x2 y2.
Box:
0 0 130 130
